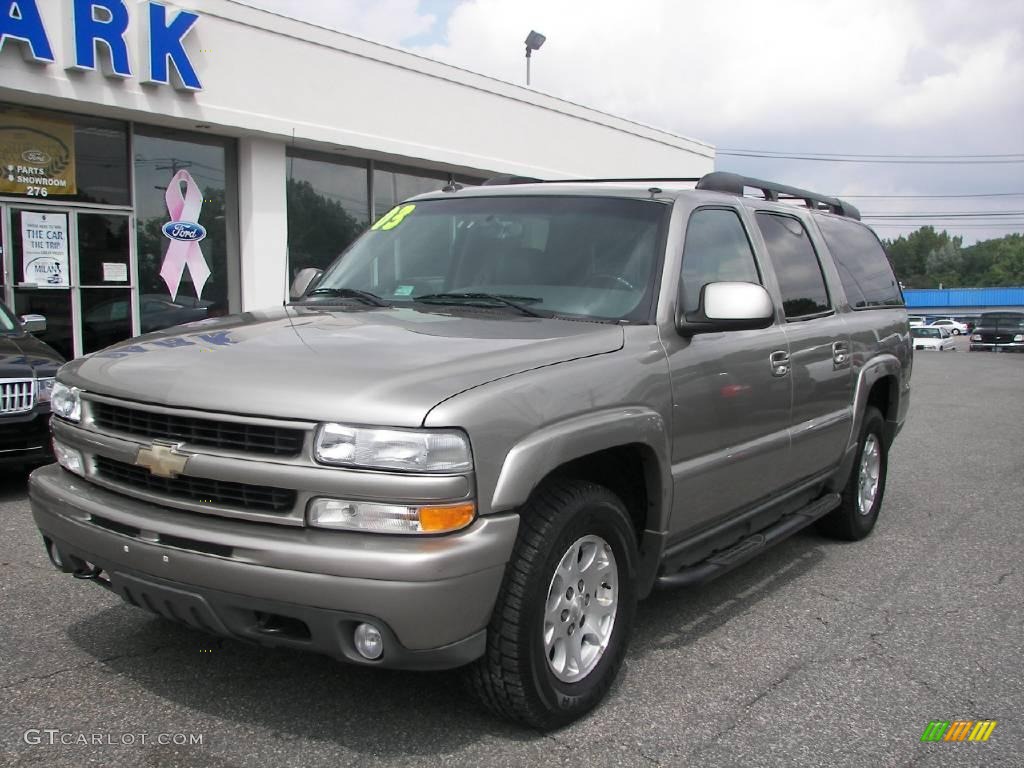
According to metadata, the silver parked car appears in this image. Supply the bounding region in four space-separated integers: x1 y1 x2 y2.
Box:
31 172 911 728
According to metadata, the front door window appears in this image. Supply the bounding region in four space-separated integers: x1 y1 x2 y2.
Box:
10 208 74 359
78 212 133 354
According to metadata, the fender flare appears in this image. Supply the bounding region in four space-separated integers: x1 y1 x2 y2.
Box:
490 406 672 532
830 353 903 490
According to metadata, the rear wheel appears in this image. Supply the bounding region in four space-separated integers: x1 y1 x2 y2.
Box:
819 406 887 541
466 479 638 729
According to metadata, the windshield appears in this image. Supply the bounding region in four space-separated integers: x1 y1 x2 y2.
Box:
912 327 940 338
977 314 1024 330
309 196 668 322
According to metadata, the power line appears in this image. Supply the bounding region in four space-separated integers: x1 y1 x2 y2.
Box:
717 151 1024 164
869 223 1024 228
839 193 1024 199
861 211 1024 219
718 148 1024 159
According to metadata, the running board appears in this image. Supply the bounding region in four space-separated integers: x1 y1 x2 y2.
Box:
655 492 841 590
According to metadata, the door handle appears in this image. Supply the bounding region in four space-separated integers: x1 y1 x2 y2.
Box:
770 350 790 377
832 341 850 368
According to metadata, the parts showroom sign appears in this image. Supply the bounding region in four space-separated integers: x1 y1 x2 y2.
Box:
0 113 76 197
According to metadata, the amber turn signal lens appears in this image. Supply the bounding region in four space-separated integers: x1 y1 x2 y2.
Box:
418 502 476 533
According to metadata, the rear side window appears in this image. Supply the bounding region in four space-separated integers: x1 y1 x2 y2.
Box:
755 212 831 319
815 215 903 309
679 208 761 314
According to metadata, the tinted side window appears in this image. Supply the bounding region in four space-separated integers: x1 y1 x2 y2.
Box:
815 215 903 308
680 208 760 314
755 213 830 319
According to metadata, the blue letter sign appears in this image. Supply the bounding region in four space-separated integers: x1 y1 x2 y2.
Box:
68 0 132 77
145 1 201 91
0 0 54 62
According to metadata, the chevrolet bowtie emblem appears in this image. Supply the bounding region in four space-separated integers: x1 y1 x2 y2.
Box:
135 442 191 478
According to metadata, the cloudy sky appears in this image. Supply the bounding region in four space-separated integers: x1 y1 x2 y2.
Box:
239 0 1023 244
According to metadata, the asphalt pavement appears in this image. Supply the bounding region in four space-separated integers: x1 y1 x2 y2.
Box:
1 341 1022 767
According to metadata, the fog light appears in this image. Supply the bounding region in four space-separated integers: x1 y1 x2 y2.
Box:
52 439 84 476
354 622 384 660
308 498 476 534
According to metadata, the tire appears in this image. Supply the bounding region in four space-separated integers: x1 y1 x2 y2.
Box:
952 329 961 335
819 406 887 541
466 478 638 729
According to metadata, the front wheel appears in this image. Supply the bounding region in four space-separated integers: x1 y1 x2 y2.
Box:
819 406 888 541
466 479 638 729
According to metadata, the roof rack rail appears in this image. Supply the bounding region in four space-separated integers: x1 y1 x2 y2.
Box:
476 172 860 220
480 175 702 186
696 171 861 220
481 174 544 186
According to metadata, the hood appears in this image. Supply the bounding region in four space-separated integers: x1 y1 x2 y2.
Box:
0 332 64 378
61 305 623 426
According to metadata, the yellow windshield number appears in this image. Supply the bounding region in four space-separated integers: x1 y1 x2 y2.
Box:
372 204 416 231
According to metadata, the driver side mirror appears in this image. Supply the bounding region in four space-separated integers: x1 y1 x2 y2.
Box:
290 268 323 301
677 282 775 336
20 314 47 334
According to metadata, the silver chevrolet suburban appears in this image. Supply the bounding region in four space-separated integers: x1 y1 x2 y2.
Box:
30 172 911 728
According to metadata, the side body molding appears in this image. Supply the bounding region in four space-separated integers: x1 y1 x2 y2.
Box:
490 407 672 531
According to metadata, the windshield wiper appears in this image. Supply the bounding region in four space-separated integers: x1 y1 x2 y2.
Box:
413 292 547 318
305 287 390 307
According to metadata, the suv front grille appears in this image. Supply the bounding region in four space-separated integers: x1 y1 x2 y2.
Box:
0 379 35 414
94 456 296 513
91 401 305 457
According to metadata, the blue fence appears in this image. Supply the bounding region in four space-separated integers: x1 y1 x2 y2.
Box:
903 287 1024 309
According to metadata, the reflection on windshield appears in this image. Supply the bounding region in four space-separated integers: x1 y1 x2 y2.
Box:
309 196 668 322
912 328 940 338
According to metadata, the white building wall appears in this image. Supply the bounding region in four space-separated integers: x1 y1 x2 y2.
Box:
237 137 287 310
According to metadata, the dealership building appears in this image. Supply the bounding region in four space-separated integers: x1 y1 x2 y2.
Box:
0 0 713 359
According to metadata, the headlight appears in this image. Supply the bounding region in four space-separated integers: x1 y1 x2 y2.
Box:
35 377 56 406
1015 334 1024 342
308 498 476 534
314 424 472 472
971 334 982 341
51 381 82 422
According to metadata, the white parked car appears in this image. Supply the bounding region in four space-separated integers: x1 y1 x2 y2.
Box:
908 315 928 327
911 326 955 351
928 318 969 335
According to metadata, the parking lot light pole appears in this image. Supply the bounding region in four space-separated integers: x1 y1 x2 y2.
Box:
525 30 546 86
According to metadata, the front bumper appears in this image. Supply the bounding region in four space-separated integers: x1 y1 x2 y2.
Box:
969 342 1024 351
30 464 518 669
0 406 52 464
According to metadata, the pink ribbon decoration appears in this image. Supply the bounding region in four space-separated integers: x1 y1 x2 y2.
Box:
160 170 211 301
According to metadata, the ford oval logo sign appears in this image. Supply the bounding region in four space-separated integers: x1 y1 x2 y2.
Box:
162 221 207 242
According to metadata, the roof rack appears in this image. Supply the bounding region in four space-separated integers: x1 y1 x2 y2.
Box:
477 171 861 220
696 171 861 220
481 175 703 186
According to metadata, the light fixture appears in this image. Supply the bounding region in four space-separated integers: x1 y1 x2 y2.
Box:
524 30 546 86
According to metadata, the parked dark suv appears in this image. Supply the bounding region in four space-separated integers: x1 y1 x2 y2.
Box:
969 312 1024 352
0 301 63 466
31 172 911 728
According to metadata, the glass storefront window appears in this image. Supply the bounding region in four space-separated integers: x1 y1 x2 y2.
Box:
0 103 130 206
372 165 450 215
80 287 132 354
285 151 369 279
133 128 236 332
